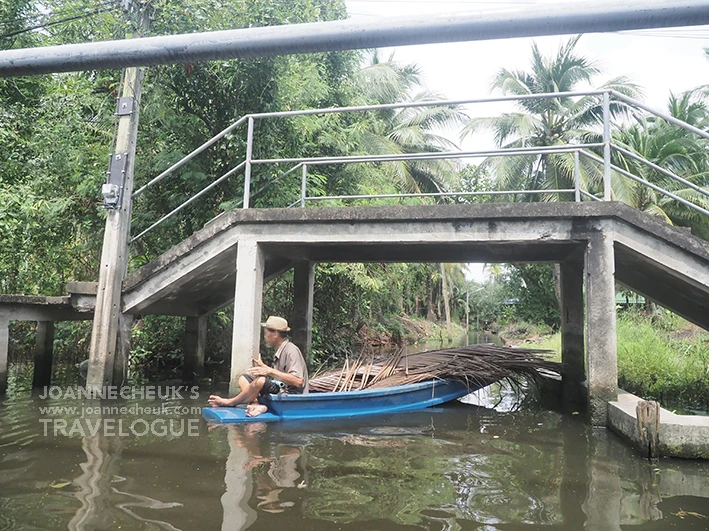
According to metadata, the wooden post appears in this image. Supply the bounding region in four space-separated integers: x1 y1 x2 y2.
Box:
87 3 148 389
87 66 145 389
32 321 55 389
636 400 660 460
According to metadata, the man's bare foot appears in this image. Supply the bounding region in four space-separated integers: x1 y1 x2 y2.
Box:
246 404 268 417
208 395 230 407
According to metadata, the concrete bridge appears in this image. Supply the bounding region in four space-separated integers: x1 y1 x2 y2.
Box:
2 194 709 432
115 200 709 426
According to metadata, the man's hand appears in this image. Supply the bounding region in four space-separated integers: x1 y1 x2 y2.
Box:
248 358 271 378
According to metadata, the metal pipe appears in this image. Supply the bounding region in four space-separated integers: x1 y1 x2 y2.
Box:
300 164 308 208
130 160 246 243
603 91 612 201
580 190 603 202
574 150 581 203
2 1 709 76
132 91 602 198
132 115 248 198
252 144 605 166
613 145 709 200
306 189 575 202
611 163 709 217
243 117 255 209
609 89 709 141
248 91 605 120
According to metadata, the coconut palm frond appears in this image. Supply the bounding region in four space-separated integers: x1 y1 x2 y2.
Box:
309 344 562 392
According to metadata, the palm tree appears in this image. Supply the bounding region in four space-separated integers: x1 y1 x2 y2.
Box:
612 88 709 237
462 35 641 201
352 50 467 194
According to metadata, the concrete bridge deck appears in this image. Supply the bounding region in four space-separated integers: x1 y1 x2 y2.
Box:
122 202 709 329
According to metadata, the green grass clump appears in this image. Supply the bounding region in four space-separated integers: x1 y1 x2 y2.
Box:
516 310 709 411
616 312 709 410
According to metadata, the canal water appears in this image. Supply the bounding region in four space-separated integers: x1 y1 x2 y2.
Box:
2 381 709 530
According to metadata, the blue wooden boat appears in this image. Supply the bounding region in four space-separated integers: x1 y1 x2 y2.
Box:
202 378 481 423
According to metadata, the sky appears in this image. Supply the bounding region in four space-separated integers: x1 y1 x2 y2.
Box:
344 0 709 282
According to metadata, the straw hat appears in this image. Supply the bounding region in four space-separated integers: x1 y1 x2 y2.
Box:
261 315 291 332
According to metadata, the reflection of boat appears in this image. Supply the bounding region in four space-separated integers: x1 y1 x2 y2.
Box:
203 379 480 423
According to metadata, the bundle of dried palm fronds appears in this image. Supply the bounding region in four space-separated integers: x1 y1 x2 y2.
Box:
309 344 561 393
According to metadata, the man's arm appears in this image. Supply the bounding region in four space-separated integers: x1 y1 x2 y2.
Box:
267 367 303 389
249 358 303 388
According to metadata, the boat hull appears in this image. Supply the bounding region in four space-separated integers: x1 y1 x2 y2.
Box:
202 379 477 423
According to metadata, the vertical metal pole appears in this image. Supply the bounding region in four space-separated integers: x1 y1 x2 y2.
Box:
300 164 307 208
574 150 581 202
603 91 612 201
243 116 255 209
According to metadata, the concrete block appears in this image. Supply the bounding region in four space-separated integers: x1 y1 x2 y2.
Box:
609 391 709 459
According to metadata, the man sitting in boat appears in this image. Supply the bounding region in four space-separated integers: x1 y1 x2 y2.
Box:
208 316 309 417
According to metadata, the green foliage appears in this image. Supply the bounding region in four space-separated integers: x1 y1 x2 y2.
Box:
130 315 185 380
521 309 709 410
617 310 709 410
464 35 642 203
498 264 560 329
612 89 709 238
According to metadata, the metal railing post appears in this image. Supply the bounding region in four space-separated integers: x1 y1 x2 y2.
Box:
574 150 581 202
603 91 611 201
300 164 307 208
243 116 255 208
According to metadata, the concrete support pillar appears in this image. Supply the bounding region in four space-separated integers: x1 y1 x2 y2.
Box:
0 316 8 394
113 314 134 386
560 259 586 411
32 321 55 389
230 240 264 395
292 260 315 364
585 232 618 426
184 315 207 382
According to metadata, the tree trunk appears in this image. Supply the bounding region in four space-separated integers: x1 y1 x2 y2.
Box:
440 263 452 329
552 263 562 309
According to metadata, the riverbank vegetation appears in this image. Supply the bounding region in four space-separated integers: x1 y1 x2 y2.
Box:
510 310 709 412
2 1 709 400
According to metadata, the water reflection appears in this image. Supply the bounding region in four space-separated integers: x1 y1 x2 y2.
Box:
1 391 709 530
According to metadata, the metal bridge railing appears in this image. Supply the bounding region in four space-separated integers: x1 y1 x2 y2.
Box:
129 89 709 244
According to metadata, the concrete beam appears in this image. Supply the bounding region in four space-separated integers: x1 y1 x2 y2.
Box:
32 321 54 389
0 295 93 321
292 261 315 364
230 240 265 395
586 230 618 426
560 258 585 411
0 316 8 394
183 315 207 382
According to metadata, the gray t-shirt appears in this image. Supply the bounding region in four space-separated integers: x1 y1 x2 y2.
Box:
273 340 309 394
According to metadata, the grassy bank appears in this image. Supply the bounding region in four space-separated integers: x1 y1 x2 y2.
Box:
503 311 709 411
